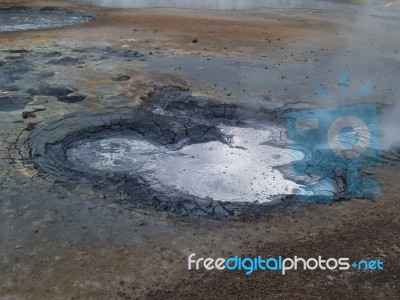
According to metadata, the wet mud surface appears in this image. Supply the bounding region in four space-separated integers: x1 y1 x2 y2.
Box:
15 92 305 219
1 1 400 299
0 7 93 32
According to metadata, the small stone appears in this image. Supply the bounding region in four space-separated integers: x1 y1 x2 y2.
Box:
22 111 36 119
25 123 36 131
111 74 131 82
15 245 22 249
54 256 62 261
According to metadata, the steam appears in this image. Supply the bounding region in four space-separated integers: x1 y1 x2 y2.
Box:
80 0 400 152
81 0 378 10
337 6 400 151
380 103 400 150
81 0 400 10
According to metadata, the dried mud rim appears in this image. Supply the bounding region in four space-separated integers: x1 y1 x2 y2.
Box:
16 90 304 220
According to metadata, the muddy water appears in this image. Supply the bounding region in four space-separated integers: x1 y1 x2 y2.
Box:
66 136 163 173
66 125 305 203
152 125 305 203
0 8 92 32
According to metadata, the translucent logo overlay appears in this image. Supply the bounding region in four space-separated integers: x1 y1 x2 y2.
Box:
286 73 382 202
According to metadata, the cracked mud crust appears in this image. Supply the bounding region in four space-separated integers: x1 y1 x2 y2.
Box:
13 94 302 220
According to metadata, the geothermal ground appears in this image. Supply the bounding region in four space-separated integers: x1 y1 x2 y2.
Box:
0 0 400 299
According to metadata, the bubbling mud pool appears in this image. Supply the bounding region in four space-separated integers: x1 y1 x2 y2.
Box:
0 7 93 32
18 100 385 218
16 75 390 218
66 125 305 203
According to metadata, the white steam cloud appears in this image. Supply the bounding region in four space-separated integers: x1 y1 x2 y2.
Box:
81 0 400 10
